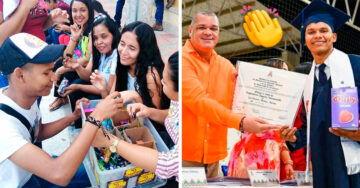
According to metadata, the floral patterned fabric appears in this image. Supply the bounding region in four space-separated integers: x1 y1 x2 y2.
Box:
227 130 287 180
74 36 89 59
57 34 89 58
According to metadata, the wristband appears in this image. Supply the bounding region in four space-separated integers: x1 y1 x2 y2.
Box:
86 115 101 128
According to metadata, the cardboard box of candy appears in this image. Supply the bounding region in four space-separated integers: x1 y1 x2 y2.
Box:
89 125 168 188
123 126 157 150
82 100 169 188
331 87 359 130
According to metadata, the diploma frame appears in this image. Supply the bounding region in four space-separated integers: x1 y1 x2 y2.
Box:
232 61 307 126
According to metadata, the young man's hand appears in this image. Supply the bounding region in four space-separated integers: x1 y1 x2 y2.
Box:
91 92 124 122
329 125 360 141
73 98 89 118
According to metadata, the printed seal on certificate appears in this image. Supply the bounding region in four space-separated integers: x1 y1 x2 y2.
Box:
232 61 307 126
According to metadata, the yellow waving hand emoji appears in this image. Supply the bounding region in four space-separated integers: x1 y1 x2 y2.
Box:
243 10 283 48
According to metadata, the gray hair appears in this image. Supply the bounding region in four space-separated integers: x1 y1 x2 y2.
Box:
190 10 219 26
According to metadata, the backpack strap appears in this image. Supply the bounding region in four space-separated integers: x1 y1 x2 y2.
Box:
0 103 34 143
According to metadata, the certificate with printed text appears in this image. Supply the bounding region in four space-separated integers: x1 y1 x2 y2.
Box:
232 61 307 126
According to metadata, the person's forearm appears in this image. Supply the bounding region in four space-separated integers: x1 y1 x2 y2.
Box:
63 39 78 57
9 105 108 186
115 139 159 172
57 66 74 76
49 122 100 185
0 5 30 46
280 149 292 163
148 108 168 124
77 84 103 95
43 110 105 185
130 90 143 103
134 94 143 103
62 25 70 32
37 113 78 141
100 90 109 98
77 57 90 67
75 65 92 81
0 11 4 24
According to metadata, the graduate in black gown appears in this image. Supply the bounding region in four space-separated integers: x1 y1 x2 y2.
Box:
280 0 360 187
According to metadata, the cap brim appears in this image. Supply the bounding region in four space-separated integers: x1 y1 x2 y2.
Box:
30 44 66 63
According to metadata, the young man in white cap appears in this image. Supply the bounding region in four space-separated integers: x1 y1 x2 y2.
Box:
280 0 360 187
0 33 124 187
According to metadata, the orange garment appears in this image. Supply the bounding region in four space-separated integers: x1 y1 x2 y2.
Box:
182 40 244 164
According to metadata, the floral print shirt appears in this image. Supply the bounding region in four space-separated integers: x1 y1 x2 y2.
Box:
227 130 288 181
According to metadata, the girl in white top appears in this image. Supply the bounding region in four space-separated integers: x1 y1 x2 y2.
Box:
90 21 170 111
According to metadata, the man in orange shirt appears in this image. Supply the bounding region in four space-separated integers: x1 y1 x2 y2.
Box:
182 10 279 178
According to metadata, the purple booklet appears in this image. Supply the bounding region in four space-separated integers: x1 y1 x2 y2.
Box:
331 87 359 130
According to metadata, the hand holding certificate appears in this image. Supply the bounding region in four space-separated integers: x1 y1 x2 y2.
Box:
232 61 307 127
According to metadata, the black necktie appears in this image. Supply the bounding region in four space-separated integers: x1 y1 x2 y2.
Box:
318 64 327 85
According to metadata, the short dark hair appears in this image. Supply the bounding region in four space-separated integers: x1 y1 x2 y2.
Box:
168 51 178 92
263 58 287 69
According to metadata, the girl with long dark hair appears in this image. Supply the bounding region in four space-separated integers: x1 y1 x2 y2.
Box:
61 14 120 125
90 21 172 147
49 0 94 111
91 21 170 111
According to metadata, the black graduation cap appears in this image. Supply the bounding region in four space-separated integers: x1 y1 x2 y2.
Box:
292 0 350 44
